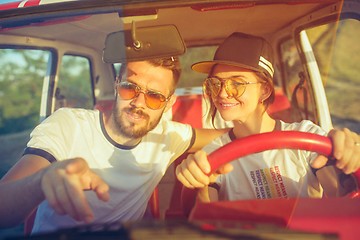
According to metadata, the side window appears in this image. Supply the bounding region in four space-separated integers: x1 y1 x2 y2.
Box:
0 48 49 176
57 55 93 110
280 39 302 92
306 19 360 133
280 38 316 123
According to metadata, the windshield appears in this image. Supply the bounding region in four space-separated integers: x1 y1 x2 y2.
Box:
0 1 359 239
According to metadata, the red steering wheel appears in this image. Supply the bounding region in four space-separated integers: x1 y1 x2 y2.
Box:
181 131 360 217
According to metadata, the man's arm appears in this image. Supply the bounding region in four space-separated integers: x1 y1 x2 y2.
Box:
0 155 110 228
189 128 230 152
0 155 50 228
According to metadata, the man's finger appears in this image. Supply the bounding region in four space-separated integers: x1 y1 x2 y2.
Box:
54 172 84 221
64 175 94 223
91 174 110 202
65 158 89 175
41 173 66 215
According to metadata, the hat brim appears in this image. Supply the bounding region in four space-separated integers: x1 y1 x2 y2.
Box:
191 60 263 75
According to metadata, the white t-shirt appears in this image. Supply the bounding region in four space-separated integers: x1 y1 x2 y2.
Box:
204 120 330 201
26 108 194 234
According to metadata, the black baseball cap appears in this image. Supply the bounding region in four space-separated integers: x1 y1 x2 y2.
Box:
191 32 275 78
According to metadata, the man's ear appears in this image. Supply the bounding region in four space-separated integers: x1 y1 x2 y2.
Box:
164 94 177 113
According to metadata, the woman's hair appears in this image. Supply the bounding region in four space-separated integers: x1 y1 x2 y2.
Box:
206 66 275 128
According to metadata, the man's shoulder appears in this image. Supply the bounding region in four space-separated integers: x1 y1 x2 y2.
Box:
53 107 98 116
154 117 191 132
50 108 99 122
144 118 193 146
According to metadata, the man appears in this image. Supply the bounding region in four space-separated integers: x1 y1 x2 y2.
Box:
0 56 358 234
0 57 222 234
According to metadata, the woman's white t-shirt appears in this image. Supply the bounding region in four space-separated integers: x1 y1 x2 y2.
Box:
203 120 329 201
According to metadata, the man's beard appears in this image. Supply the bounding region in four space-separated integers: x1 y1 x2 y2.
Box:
113 104 163 139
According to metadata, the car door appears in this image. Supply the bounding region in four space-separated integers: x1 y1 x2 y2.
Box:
278 0 360 133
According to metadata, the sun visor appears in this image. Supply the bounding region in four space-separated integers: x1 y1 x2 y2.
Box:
102 24 186 63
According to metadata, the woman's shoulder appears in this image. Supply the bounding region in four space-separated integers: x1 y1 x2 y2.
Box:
280 120 327 135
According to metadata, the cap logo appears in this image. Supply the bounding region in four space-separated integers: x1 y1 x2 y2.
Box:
259 56 274 77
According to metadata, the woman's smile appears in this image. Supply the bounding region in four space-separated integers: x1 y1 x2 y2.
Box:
217 101 240 110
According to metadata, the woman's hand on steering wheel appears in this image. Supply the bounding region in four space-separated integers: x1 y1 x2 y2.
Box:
311 128 360 174
175 150 233 189
177 130 360 192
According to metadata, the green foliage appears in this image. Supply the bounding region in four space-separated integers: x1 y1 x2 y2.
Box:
58 55 93 109
0 49 47 134
0 50 94 135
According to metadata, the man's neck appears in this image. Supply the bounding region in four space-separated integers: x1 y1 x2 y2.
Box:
102 110 141 147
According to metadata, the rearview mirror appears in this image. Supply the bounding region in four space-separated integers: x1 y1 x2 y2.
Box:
103 24 186 63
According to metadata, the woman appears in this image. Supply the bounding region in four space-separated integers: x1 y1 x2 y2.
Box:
176 32 360 202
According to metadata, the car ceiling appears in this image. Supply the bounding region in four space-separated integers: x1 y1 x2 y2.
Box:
0 0 340 52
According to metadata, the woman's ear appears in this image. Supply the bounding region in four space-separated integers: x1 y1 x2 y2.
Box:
260 82 272 103
164 94 177 113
